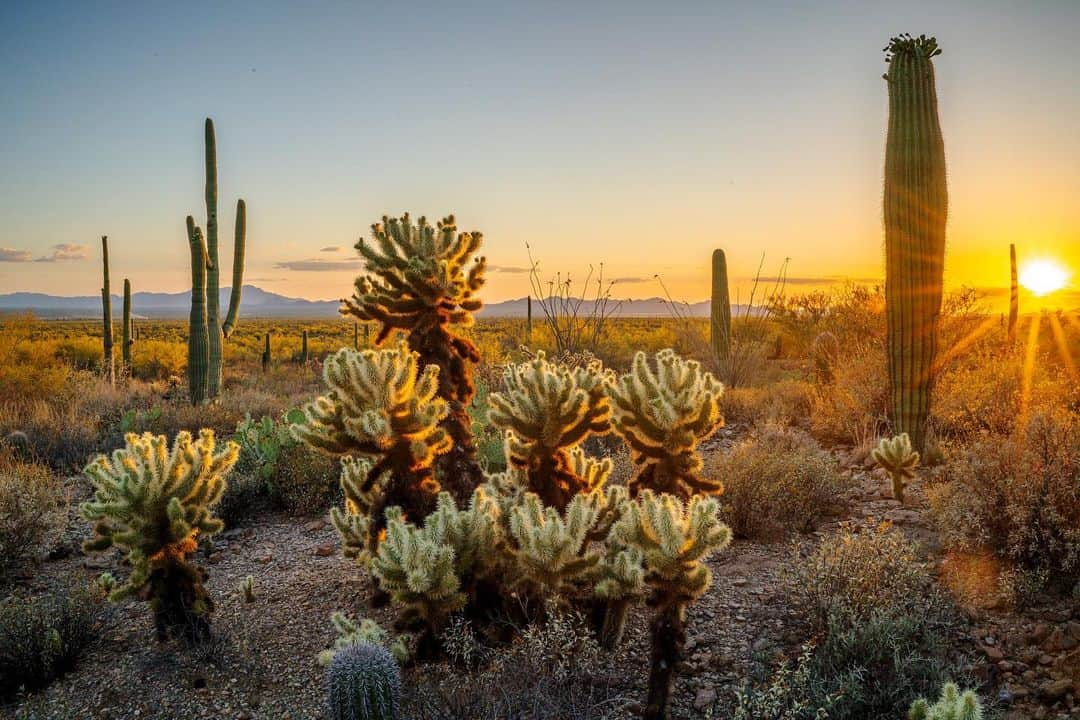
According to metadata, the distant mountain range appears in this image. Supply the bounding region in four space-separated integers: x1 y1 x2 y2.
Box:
0 285 753 318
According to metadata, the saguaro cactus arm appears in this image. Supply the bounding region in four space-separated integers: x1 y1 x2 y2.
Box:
186 217 210 405
222 198 246 338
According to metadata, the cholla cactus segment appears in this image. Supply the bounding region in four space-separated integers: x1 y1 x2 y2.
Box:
370 490 501 632
294 341 452 537
872 433 920 503
489 353 613 509
319 612 409 666
908 682 983 720
325 641 402 720
80 430 238 639
609 490 731 607
330 457 379 560
507 491 604 598
608 349 725 498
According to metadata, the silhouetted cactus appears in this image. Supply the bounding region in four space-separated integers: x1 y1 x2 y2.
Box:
908 682 983 720
872 433 920 503
300 329 309 364
122 278 133 375
488 352 612 509
710 249 731 382
186 218 209 405
186 118 247 402
609 490 731 719
261 332 271 372
883 34 947 452
608 349 725 497
343 213 486 498
81 430 238 641
100 236 114 385
293 342 452 547
1008 244 1019 344
326 642 402 720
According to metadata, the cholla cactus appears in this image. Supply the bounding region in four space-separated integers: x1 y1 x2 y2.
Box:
80 430 239 641
240 575 255 603
608 349 725 498
325 641 402 720
343 213 487 495
593 541 645 650
488 353 613 509
369 490 502 639
293 342 452 543
908 682 983 720
872 433 920 503
610 490 732 720
319 612 409 666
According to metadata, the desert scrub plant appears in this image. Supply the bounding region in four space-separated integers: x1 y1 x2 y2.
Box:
0 580 101 698
326 642 403 720
293 341 452 545
608 348 725 497
80 429 239 641
487 351 613 509
0 450 66 583
733 644 841 720
708 426 848 540
809 338 890 448
872 433 920 503
908 682 983 720
927 409 1080 601
343 213 487 494
608 490 731 719
786 523 971 718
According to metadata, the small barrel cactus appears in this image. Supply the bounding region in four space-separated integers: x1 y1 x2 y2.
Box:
326 642 402 720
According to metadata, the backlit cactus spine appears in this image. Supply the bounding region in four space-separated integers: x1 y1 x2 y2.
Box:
122 278 133 375
186 118 247 402
883 34 947 452
1008 244 1018 344
100 235 114 385
710 249 731 383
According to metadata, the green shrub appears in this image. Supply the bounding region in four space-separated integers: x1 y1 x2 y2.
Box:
710 426 848 540
0 450 66 583
272 440 340 515
0 582 100 698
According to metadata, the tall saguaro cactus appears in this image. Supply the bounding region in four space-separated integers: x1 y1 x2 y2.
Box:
122 279 133 375
187 218 210 405
100 236 115 385
186 118 247 402
710 249 731 384
1008 244 1019 344
883 34 947 452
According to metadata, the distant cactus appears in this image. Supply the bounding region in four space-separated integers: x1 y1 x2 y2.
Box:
488 352 613 509
100 236 114 385
261 332 272 372
872 433 920 503
811 331 840 384
299 329 309 364
609 490 732 719
908 682 983 720
883 34 947 452
343 213 487 497
526 294 533 342
292 342 452 547
710 249 732 383
122 278 133 376
80 430 238 641
1008 244 1019 344
608 349 725 497
186 118 247 402
325 642 402 720
354 322 360 350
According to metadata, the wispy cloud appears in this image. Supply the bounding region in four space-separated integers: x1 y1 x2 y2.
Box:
488 265 531 274
249 276 287 282
0 248 33 262
320 246 342 253
35 243 90 262
746 275 881 286
611 276 650 284
274 258 364 272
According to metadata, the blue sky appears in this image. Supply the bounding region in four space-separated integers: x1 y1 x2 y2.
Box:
1 1 1077 305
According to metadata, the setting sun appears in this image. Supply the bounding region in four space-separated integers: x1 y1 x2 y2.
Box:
1019 259 1070 296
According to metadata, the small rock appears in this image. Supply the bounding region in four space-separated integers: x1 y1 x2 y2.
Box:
303 519 327 532
314 543 336 557
693 687 717 711
1040 678 1073 701
984 646 1005 661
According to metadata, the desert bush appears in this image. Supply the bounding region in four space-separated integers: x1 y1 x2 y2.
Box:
776 524 971 719
809 339 890 447
710 426 848 540
720 380 815 429
0 314 74 410
927 409 1080 601
129 339 187 381
0 450 67 583
0 581 101 698
272 441 341 515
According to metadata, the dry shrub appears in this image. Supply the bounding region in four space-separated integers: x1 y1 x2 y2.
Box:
271 442 340 516
0 450 67 582
927 409 1080 601
711 426 848 540
129 339 187 381
0 314 73 410
809 340 890 447
720 380 815 429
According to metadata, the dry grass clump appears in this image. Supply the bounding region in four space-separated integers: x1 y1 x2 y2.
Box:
809 339 890 448
927 409 1080 603
710 426 848 540
720 380 815 429
0 450 67 582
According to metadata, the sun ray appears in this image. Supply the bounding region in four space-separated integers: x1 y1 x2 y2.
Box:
1018 313 1042 429
933 315 998 374
1047 313 1078 382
